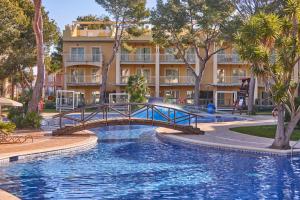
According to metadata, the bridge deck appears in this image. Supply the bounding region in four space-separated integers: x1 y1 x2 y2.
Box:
52 118 204 135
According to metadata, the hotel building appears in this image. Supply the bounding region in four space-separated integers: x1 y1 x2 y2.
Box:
62 21 279 110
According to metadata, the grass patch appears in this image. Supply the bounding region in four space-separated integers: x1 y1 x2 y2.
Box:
255 111 272 115
42 108 58 113
230 125 300 141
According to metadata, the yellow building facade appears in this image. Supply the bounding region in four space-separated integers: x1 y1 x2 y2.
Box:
62 21 276 110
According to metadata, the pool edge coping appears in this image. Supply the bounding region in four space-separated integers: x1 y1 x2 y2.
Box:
0 130 98 165
0 189 20 200
156 131 300 156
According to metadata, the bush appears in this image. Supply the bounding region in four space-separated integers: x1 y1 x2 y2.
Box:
44 101 56 109
0 121 16 135
8 108 42 129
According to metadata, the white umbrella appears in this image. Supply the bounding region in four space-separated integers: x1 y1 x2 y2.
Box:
0 97 23 121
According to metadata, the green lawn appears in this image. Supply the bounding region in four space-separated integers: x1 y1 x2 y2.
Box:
230 125 300 141
255 111 272 115
42 108 58 113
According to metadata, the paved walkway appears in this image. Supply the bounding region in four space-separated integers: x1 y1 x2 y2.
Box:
156 115 300 155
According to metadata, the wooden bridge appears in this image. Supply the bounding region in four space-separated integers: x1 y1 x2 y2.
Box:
51 103 205 135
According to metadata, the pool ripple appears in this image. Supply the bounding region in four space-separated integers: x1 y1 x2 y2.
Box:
0 125 300 199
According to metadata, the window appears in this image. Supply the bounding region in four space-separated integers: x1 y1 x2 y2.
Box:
232 68 246 83
165 47 177 62
70 68 84 83
92 91 100 104
217 93 225 106
186 48 195 62
92 47 101 62
92 69 99 82
136 47 151 61
121 68 130 83
137 68 151 83
186 69 195 84
121 48 130 61
217 69 225 83
71 47 84 61
165 68 179 83
164 90 179 104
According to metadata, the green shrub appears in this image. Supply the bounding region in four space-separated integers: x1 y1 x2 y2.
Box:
44 101 56 109
0 121 16 135
8 108 42 129
23 112 42 128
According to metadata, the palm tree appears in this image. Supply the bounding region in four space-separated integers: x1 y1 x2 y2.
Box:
235 0 300 149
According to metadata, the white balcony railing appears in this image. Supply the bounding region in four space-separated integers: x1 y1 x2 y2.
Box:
160 76 195 85
160 54 195 63
217 54 245 64
120 76 155 84
65 54 102 64
120 54 155 63
65 75 102 85
217 76 247 84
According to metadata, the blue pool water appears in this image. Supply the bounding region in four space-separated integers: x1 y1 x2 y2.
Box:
1 125 300 199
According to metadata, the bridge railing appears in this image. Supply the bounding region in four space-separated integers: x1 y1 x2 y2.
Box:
52 103 204 130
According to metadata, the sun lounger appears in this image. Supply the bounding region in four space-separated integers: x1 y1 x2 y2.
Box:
0 130 33 144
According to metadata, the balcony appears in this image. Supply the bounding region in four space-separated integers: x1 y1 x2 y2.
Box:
216 76 247 86
120 54 155 64
76 29 112 37
64 54 102 67
65 75 102 86
120 76 155 85
160 54 195 64
160 76 195 85
217 54 245 64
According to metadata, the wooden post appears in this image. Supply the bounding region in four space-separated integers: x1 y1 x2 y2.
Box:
151 105 154 125
105 106 108 126
129 104 131 125
59 115 62 128
146 105 149 119
173 109 176 127
195 115 198 128
168 108 170 123
189 114 191 126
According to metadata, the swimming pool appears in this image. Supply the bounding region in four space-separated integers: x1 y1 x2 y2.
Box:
1 125 300 199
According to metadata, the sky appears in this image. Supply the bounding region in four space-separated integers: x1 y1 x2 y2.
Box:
43 0 157 32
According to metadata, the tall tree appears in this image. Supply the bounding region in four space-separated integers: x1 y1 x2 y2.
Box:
232 0 283 114
235 0 300 149
27 0 44 112
151 0 235 106
0 0 27 56
95 0 149 103
0 0 59 101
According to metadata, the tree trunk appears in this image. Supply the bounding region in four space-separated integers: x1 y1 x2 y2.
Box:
28 0 44 112
194 76 201 106
11 82 14 100
248 72 256 115
271 104 291 149
100 65 109 104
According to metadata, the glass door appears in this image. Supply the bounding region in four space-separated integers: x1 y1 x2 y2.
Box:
137 68 151 83
217 69 225 83
136 48 151 61
165 68 179 83
70 69 84 83
232 68 246 83
121 68 130 83
71 47 84 62
92 47 101 62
